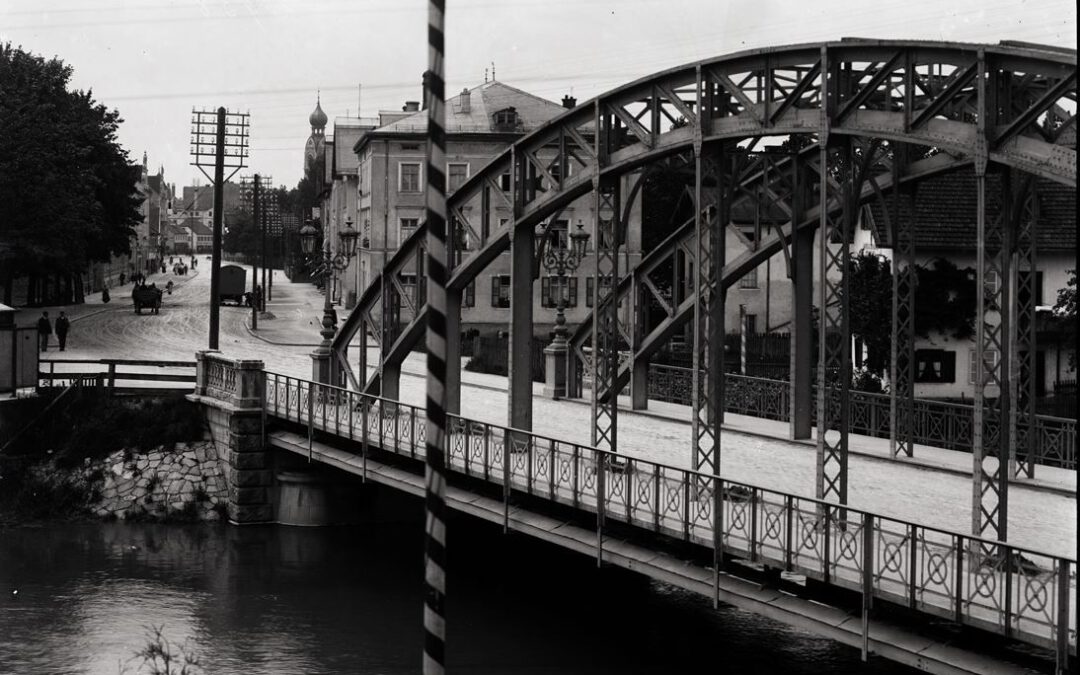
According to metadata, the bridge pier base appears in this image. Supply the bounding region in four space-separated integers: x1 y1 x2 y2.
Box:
275 469 334 526
189 351 273 525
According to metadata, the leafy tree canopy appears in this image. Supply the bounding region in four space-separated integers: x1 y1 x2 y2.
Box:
0 44 142 276
847 251 893 374
1053 269 1076 368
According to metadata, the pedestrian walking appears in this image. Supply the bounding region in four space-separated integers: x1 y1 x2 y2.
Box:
36 311 52 352
102 287 110 303
119 272 126 286
55 311 70 351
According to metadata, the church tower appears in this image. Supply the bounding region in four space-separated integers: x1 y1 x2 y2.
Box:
304 93 328 191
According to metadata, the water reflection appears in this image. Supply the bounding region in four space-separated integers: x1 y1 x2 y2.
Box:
1 519 918 674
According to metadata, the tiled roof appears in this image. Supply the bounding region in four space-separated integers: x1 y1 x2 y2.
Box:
866 168 1075 252
374 81 565 136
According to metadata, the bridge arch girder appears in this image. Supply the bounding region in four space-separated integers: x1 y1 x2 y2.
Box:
332 38 1076 393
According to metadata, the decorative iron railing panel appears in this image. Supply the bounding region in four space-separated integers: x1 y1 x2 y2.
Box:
264 371 1076 657
648 365 1077 470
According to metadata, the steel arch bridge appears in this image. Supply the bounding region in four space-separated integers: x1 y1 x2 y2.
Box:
330 38 1076 552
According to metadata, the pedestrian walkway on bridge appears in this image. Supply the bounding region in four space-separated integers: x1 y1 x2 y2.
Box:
246 274 1076 560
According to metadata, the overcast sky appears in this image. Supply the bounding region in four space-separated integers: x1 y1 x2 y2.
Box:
2 0 1075 190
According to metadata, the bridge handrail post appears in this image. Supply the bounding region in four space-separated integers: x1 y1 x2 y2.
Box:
1056 559 1070 674
347 389 353 441
908 523 918 609
954 534 965 623
861 511 874 662
410 407 417 458
307 380 314 463
361 395 369 482
596 450 606 566
784 494 794 571
713 474 724 607
823 504 832 585
502 427 510 533
1004 547 1014 639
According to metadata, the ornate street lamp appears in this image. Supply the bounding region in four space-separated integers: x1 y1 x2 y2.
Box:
542 219 590 399
304 217 360 383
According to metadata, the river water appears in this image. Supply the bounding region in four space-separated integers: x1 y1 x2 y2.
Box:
0 517 919 674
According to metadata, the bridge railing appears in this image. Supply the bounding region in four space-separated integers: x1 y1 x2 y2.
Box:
263 370 1076 660
39 358 197 394
649 365 1077 470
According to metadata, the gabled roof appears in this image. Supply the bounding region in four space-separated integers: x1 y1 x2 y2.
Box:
188 221 212 236
358 81 565 150
866 168 1075 252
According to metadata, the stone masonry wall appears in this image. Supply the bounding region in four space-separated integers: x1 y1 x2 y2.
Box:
84 441 228 521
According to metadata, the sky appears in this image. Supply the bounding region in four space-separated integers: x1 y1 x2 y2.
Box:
2 0 1075 191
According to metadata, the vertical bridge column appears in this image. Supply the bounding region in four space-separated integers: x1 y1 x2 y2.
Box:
691 143 724 476
789 154 813 440
507 220 534 432
592 174 620 452
380 269 401 401
973 53 1011 548
890 155 916 458
1011 180 1037 479
816 136 852 506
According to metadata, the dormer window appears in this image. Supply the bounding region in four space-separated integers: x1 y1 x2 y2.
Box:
493 107 519 131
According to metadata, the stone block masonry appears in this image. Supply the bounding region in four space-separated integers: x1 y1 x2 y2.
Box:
187 351 272 524
86 441 227 521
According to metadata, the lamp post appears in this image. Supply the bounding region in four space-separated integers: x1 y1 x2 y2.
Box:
300 217 359 383
542 219 590 399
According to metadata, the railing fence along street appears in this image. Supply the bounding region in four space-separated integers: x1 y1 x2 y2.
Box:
258 367 1076 666
648 365 1077 470
38 359 197 393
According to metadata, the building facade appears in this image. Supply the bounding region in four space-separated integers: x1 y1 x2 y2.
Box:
346 81 642 334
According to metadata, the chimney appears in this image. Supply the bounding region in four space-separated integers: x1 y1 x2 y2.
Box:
403 101 420 112
459 88 471 114
562 95 577 109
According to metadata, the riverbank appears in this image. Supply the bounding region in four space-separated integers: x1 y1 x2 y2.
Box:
0 391 222 524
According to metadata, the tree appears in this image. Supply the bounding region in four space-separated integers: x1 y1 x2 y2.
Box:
846 251 893 374
1053 269 1076 368
913 259 977 339
0 44 142 304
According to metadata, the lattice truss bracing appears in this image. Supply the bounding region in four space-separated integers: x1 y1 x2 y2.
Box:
592 175 620 451
815 139 853 505
888 154 917 460
690 148 724 477
973 165 1011 546
325 42 1074 529
1011 180 1038 480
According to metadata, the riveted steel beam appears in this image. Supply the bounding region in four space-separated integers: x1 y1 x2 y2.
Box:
691 143 726 476
1010 178 1038 479
890 149 916 458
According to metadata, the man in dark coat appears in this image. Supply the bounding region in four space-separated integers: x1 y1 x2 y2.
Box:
55 311 70 351
36 311 52 352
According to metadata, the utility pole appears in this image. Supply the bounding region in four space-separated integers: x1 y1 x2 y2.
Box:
252 173 260 330
261 193 268 311
191 107 249 350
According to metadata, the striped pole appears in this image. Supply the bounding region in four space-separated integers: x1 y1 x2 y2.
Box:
422 1 449 674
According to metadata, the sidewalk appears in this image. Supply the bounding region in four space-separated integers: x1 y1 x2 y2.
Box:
241 268 324 347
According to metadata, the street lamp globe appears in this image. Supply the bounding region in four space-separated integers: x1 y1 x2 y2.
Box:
338 217 359 260
299 220 319 255
571 219 590 260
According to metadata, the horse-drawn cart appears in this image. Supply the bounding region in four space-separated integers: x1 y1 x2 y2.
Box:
132 285 163 314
